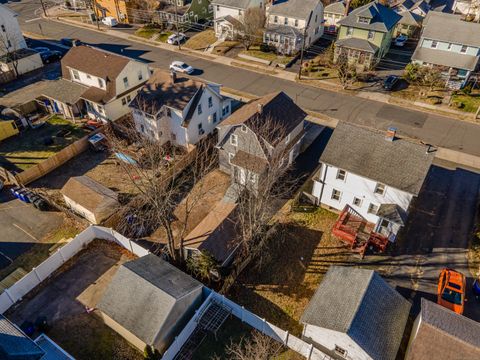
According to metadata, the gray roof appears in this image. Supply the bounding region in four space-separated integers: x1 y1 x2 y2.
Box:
325 1 346 15
320 122 434 195
301 266 411 360
211 0 253 9
421 11 480 48
377 204 407 225
265 24 302 37
268 0 321 20
397 9 423 27
406 299 480 359
98 254 203 346
338 2 401 32
0 315 45 360
412 46 479 70
335 37 379 53
41 79 88 105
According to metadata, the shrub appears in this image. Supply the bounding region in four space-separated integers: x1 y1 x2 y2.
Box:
259 43 272 52
426 97 442 105
450 100 465 109
462 83 473 95
144 345 161 360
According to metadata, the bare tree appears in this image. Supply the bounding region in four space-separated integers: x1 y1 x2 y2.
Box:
335 51 358 90
419 66 445 91
0 32 24 78
223 331 284 360
235 7 266 50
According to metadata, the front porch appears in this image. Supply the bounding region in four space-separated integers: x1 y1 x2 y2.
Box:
264 25 303 56
334 38 379 70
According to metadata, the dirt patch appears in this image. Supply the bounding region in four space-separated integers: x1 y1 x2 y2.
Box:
229 207 354 336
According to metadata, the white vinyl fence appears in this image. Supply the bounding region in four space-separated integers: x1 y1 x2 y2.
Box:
0 225 150 314
162 291 331 360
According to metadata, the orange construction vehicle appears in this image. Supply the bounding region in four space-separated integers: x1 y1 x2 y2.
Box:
437 268 466 315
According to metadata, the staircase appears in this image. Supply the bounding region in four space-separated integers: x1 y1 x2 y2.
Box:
223 183 242 203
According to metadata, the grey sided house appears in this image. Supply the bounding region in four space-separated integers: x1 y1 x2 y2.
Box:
301 266 411 360
216 91 306 191
61 175 119 224
405 298 480 360
97 254 204 353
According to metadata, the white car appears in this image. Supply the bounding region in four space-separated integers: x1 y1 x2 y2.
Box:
167 33 187 45
169 61 194 74
394 35 408 47
101 16 118 27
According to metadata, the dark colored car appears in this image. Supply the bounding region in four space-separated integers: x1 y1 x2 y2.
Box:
40 50 63 64
60 38 82 47
383 75 399 91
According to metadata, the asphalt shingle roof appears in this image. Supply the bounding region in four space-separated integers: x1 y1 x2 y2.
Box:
319 122 434 195
406 299 480 360
211 0 253 9
98 254 203 346
335 37 379 52
0 315 45 360
412 47 479 71
325 1 347 15
301 266 411 360
41 79 87 105
268 0 321 20
338 2 401 32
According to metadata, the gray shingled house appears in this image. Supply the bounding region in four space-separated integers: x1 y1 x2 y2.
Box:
97 254 203 353
406 298 480 360
301 266 411 360
216 91 306 191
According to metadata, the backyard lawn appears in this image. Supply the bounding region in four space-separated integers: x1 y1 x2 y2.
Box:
184 30 216 50
228 206 354 336
134 26 160 39
0 116 88 171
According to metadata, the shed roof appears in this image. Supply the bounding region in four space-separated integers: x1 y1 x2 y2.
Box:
301 266 411 360
41 79 87 105
422 11 480 47
97 254 203 346
320 122 434 195
60 175 119 214
0 315 45 360
338 2 401 32
406 299 480 360
268 0 321 20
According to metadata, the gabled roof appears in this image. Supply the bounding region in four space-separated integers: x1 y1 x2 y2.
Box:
421 11 480 48
377 204 407 225
397 9 423 27
412 47 479 71
301 266 411 360
265 24 303 37
0 4 19 18
338 2 401 32
320 122 434 195
268 0 321 20
211 0 254 9
98 254 203 346
325 1 347 15
0 315 45 360
41 79 87 105
61 175 119 214
336 37 379 53
406 299 480 360
218 91 306 146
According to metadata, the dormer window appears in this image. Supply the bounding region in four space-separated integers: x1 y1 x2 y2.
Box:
346 27 353 36
72 69 80 81
358 17 370 24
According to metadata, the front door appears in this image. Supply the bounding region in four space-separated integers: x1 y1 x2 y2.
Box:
239 168 247 185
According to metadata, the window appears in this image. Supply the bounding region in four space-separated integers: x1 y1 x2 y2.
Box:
367 30 374 40
171 133 177 141
238 10 242 15
86 74 91 79
208 96 213 108
374 183 386 195
358 16 369 24
461 45 468 53
122 98 127 106
353 197 362 207
138 70 143 81
284 17 289 25
198 122 204 135
331 189 341 201
274 16 278 23
241 125 247 133
72 69 80 80
222 105 230 117
216 5 220 11
315 15 318 22
347 27 353 36
212 112 217 123
368 203 379 214
336 169 346 181
166 108 172 117
198 122 203 129
249 172 256 183
315 26 319 35
197 104 203 115
140 124 145 133
447 43 452 50
334 346 347 358
230 134 238 146
98 78 104 88
97 105 105 115
295 19 299 27
431 40 438 49
0 25 5 32
228 152 234 164
123 76 129 88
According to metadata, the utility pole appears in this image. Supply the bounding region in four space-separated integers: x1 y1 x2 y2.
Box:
298 11 312 80
39 0 47 17
92 0 100 30
174 1 181 50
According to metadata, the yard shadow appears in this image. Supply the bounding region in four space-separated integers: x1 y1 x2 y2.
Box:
92 43 152 63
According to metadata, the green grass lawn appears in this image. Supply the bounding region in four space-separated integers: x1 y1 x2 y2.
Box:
156 31 173 43
241 46 295 65
134 26 160 39
184 30 216 50
213 41 240 55
451 93 480 113
0 116 88 171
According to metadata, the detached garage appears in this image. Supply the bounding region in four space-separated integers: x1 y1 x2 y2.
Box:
61 175 119 224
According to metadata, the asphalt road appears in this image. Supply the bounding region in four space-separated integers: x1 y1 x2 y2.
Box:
5 0 480 159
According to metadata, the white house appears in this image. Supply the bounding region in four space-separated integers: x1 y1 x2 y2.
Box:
0 5 42 78
212 0 264 39
301 266 411 360
130 70 232 150
263 0 324 55
54 45 151 121
323 1 347 34
311 122 433 242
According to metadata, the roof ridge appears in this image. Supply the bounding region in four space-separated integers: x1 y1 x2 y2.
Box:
346 269 375 332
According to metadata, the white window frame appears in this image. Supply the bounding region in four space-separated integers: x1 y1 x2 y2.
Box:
331 189 341 201
72 69 80 81
374 183 386 195
336 169 346 181
368 203 379 214
241 125 247 133
431 40 438 49
230 134 238 146
228 152 234 164
460 45 468 53
353 197 362 207
334 345 347 358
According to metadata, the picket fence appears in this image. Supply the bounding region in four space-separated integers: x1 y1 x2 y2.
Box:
0 225 149 314
162 291 331 360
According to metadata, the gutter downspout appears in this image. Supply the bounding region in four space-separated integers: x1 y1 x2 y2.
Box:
317 163 328 206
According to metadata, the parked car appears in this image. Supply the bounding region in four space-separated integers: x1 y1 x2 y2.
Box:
101 16 118 27
60 38 82 47
40 50 63 64
383 75 399 91
394 34 408 47
169 61 194 74
167 33 187 45
437 268 466 314
33 47 50 55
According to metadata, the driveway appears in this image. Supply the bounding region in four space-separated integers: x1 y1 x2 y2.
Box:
0 189 63 269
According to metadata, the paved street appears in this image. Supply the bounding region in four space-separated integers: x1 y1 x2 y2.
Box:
4 0 480 159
